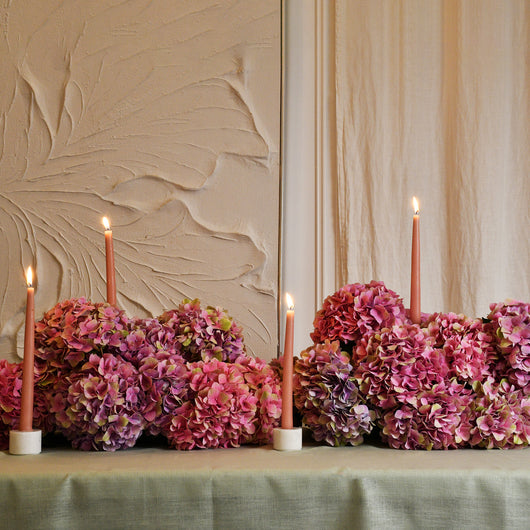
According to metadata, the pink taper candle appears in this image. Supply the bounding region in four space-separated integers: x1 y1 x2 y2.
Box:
19 267 35 432
281 293 295 429
102 217 117 306
410 197 421 324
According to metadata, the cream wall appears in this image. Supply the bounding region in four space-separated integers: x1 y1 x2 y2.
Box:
0 0 281 362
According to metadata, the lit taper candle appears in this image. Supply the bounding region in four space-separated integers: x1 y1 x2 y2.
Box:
102 217 117 305
281 293 295 429
19 266 35 432
410 197 421 324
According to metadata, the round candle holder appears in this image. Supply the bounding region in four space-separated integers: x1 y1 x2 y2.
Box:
9 429 42 455
273 427 302 451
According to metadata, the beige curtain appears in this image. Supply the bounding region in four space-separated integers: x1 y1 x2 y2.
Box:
334 0 530 318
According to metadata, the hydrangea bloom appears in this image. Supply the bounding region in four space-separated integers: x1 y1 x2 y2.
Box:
294 341 375 446
424 312 495 382
234 356 282 444
486 300 530 392
0 359 56 447
469 378 530 449
380 381 474 450
138 352 188 436
120 317 183 367
34 298 129 382
51 353 146 451
165 359 258 449
355 324 448 410
311 281 406 348
159 299 245 363
0 360 22 450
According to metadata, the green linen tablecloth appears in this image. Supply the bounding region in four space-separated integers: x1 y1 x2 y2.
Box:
1 442 529 529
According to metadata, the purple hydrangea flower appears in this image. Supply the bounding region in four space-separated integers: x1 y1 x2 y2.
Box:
138 353 188 436
51 353 146 451
294 340 375 446
159 299 245 363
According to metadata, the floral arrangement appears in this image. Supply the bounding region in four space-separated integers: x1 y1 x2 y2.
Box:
294 282 530 450
2 283 529 452
0 298 281 451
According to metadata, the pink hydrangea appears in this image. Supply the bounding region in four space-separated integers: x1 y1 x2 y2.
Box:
0 360 22 450
164 359 258 450
355 324 448 410
159 299 245 363
424 312 495 382
232 356 282 444
486 300 530 392
138 353 189 436
311 281 406 347
294 341 375 446
469 378 530 449
120 317 183 366
380 381 474 450
51 353 146 451
34 298 129 382
0 359 55 448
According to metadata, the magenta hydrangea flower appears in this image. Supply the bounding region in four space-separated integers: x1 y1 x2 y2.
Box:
0 359 22 449
355 324 448 410
486 300 530 392
380 381 474 450
51 353 146 451
120 317 183 367
294 341 375 446
311 281 406 348
164 358 258 450
159 299 245 363
138 352 189 436
34 298 129 382
424 312 495 382
469 378 530 449
232 355 282 444
0 359 56 447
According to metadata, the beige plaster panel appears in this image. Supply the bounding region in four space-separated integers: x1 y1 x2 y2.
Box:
0 0 280 361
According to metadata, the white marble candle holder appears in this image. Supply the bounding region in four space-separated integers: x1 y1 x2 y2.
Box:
273 427 302 451
9 429 42 455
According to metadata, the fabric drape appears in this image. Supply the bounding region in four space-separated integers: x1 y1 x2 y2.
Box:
334 0 530 317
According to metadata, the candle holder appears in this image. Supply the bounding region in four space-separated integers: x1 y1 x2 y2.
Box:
273 427 302 451
9 429 42 455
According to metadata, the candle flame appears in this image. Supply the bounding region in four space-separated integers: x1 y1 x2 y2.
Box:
102 216 111 231
285 292 294 310
26 266 33 287
412 196 420 214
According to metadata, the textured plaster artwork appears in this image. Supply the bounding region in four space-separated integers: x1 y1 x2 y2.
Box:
0 0 280 361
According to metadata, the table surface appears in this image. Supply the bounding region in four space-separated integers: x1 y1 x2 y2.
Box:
2 441 530 530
